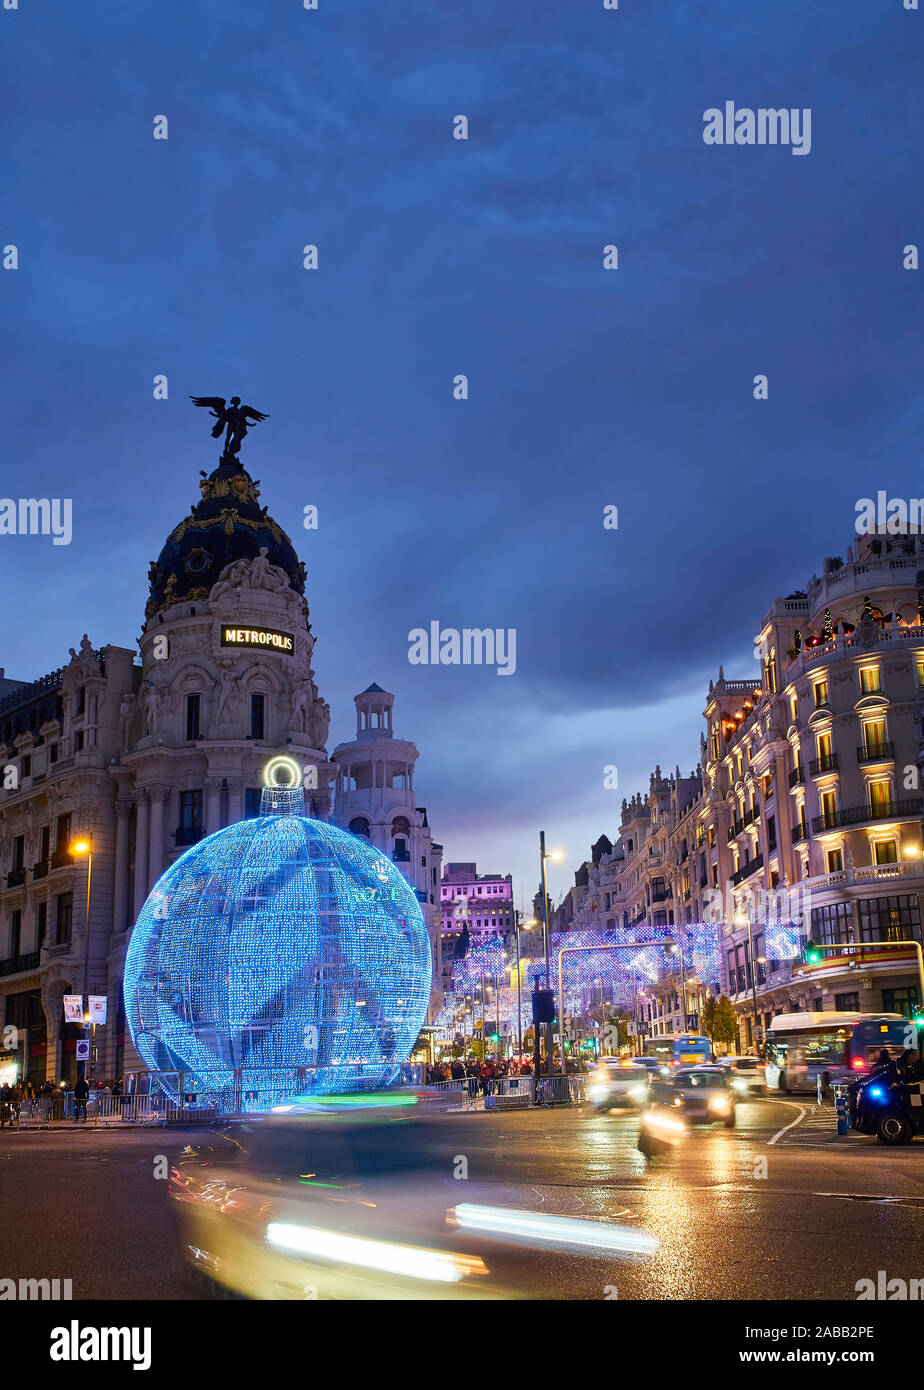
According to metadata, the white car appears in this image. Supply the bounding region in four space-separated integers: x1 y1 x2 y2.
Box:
586 1060 652 1112
718 1055 766 1096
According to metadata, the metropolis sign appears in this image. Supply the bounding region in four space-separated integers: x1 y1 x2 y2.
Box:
219 624 294 653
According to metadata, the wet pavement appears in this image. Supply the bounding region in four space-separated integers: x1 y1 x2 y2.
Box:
2 1096 921 1300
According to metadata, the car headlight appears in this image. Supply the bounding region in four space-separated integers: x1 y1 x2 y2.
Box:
587 1084 610 1102
265 1222 487 1284
731 1078 748 1093
628 1086 647 1101
709 1096 731 1113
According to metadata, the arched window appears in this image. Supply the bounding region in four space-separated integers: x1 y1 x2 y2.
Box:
349 816 370 838
391 816 411 838
393 836 410 863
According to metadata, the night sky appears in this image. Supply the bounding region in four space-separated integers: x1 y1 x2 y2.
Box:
1 0 921 909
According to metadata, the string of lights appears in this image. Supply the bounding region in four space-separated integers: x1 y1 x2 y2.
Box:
124 773 432 1112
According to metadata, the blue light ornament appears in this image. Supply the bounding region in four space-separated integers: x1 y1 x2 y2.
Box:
123 769 432 1111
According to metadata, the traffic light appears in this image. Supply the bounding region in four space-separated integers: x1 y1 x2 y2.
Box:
912 1005 924 1030
803 940 823 965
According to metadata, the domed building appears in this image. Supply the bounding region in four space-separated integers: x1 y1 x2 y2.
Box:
0 434 443 1087
145 454 306 619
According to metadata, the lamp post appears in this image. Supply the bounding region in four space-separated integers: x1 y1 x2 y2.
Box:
70 837 92 1082
539 832 563 1073
512 916 538 1058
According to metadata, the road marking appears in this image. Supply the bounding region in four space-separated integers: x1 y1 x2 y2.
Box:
767 1101 808 1145
813 1192 924 1204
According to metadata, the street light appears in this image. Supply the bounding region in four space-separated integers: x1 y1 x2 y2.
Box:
539 833 564 1074
70 837 92 1083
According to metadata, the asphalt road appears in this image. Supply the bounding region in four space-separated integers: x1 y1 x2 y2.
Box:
3 1096 922 1300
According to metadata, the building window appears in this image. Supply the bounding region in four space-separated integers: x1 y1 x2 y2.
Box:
178 790 203 835
244 788 262 819
75 686 85 716
834 992 860 1012
49 744 58 764
22 756 31 778
861 717 886 755
55 814 70 847
55 892 73 946
250 693 265 741
186 694 201 742
869 779 892 814
825 848 843 873
74 730 84 753
858 894 921 943
8 910 21 959
874 840 898 865
36 901 47 950
810 901 850 945
813 679 828 708
349 817 370 838
882 986 920 1018
393 837 410 863
858 665 881 694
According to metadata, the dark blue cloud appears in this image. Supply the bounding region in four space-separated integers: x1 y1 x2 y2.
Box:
1 0 921 898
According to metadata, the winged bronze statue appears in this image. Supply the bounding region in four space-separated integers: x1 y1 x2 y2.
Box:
189 395 269 460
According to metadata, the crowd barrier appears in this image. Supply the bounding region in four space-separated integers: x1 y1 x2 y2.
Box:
12 1063 429 1128
420 1073 586 1109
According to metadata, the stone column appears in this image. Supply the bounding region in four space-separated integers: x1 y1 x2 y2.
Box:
113 798 132 934
147 784 169 891
226 778 243 825
205 778 223 834
132 792 149 920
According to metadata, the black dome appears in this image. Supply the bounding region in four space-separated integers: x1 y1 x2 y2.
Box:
146 457 305 619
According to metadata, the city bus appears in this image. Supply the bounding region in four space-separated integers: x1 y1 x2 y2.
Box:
643 1034 712 1070
764 1012 915 1094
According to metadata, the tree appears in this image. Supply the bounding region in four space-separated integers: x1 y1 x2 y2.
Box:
710 996 738 1050
701 994 717 1039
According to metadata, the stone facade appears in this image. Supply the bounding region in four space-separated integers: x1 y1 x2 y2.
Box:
552 529 924 1049
0 461 440 1085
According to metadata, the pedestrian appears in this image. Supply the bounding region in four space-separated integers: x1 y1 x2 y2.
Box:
0 1083 11 1128
74 1074 90 1123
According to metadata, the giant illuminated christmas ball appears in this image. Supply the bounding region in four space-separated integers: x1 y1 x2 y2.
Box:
123 758 432 1111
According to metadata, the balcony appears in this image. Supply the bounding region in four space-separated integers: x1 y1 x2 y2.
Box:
50 847 73 870
5 868 26 888
809 753 839 776
731 854 764 886
810 798 923 834
651 889 671 904
742 806 758 829
857 741 895 764
788 766 805 787
791 823 807 844
174 825 205 847
32 860 48 880
0 951 41 977
393 849 411 863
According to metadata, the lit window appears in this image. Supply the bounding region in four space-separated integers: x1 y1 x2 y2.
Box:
858 666 881 694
